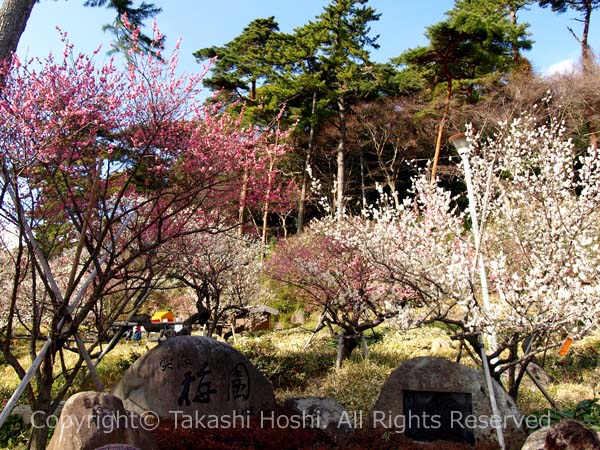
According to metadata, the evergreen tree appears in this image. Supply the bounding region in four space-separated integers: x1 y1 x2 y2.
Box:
538 0 599 67
266 28 330 231
84 0 165 58
396 0 531 183
0 0 163 62
539 1 599 150
504 0 536 63
302 0 380 218
193 17 281 105
451 0 534 65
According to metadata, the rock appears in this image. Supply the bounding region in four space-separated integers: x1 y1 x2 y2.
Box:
11 404 32 425
12 401 65 425
284 397 353 442
522 420 600 450
370 357 526 447
290 310 305 325
46 391 157 450
520 427 548 450
527 362 554 386
112 335 276 419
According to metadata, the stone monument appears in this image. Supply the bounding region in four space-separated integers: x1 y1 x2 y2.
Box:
112 336 276 420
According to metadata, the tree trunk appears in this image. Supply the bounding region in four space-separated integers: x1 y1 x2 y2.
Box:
29 419 50 450
359 149 366 211
28 354 54 450
430 76 452 185
336 332 359 367
580 3 598 151
297 155 309 233
508 6 521 62
207 317 216 337
297 91 317 233
336 97 347 219
581 1 592 69
589 122 599 153
0 0 36 61
261 135 278 256
261 202 269 254
237 168 249 236
261 166 274 259
341 334 359 361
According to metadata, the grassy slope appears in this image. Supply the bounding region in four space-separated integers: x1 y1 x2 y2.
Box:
1 325 600 448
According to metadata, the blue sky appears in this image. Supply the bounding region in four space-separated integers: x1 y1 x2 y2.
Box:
17 0 598 77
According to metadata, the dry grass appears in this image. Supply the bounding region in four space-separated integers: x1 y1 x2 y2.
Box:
0 339 159 404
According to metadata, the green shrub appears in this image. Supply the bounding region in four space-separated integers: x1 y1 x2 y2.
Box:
546 345 600 383
516 385 550 416
0 383 25 410
0 415 28 449
528 399 600 432
236 326 463 412
61 347 144 395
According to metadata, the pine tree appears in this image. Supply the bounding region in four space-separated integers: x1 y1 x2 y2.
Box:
303 0 380 218
538 0 599 67
84 0 164 58
0 0 162 62
193 17 281 105
396 0 531 183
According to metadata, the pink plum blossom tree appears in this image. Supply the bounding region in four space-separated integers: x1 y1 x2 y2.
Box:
0 26 290 448
265 220 411 363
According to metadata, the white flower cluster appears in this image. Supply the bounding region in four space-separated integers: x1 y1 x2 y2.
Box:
312 109 600 350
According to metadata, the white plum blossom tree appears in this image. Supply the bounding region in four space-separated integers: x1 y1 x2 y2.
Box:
165 230 264 337
305 103 600 398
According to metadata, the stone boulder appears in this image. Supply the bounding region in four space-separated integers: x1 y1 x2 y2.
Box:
290 310 305 325
46 392 157 450
112 335 276 419
527 362 554 386
370 357 526 447
520 427 547 450
521 420 600 450
284 397 353 442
